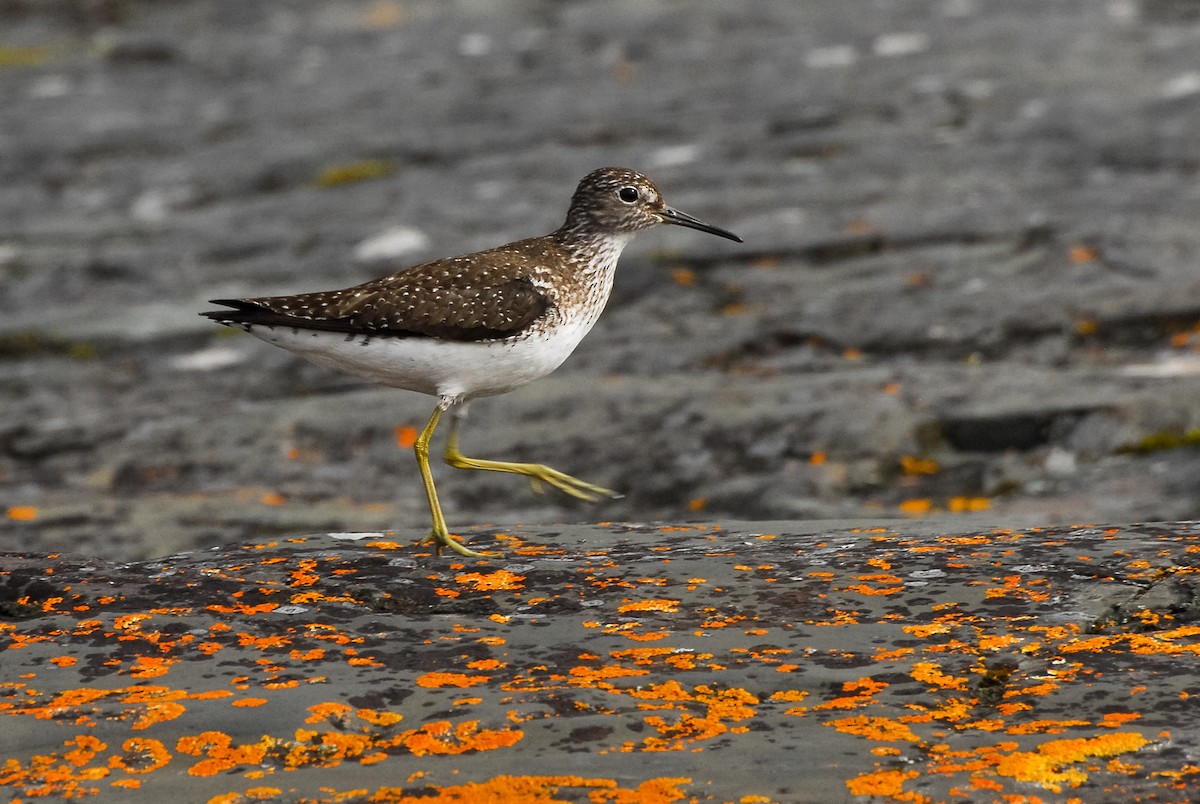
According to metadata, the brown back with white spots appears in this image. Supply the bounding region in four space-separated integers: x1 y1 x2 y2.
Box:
203 167 720 342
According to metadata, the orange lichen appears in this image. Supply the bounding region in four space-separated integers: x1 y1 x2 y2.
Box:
845 768 921 798
289 559 320 587
948 496 991 513
924 698 974 723
1060 625 1200 657
1005 719 1090 735
416 672 491 689
568 664 649 684
108 738 170 774
900 456 939 476
232 697 268 708
843 572 905 596
401 720 523 756
814 677 889 710
1069 244 1097 264
617 599 681 614
112 613 151 633
826 715 921 743
63 734 106 766
874 647 914 661
0 735 111 799
670 267 696 286
128 655 178 679
346 654 384 668
356 708 404 727
365 540 404 550
993 732 1151 792
271 775 697 803
289 648 326 661
131 701 186 730
395 425 418 449
305 702 354 724
6 505 39 521
206 602 277 615
237 633 290 650
984 575 1052 603
623 684 759 752
911 662 969 691
1098 712 1140 728
455 569 526 592
900 498 933 515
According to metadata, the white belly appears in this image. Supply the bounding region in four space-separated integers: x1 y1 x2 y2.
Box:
243 318 595 401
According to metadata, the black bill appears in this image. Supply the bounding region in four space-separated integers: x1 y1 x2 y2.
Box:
659 206 743 243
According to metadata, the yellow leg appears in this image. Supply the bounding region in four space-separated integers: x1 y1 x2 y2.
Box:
443 411 619 501
413 405 493 558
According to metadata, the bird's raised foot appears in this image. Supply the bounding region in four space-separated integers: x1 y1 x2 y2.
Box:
443 449 620 502
522 463 621 502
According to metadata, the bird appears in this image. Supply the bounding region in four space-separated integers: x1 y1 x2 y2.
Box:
202 167 743 557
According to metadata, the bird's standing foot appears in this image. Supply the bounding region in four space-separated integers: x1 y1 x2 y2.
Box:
413 404 497 559
418 523 497 558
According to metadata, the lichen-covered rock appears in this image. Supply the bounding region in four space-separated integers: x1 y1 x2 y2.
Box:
2 522 1197 802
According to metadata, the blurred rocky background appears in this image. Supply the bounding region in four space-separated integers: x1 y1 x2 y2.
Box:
3 0 1200 560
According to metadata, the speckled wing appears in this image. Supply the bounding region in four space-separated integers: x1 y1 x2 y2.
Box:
202 250 554 342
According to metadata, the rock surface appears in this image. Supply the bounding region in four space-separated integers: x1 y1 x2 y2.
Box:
2 521 1198 802
3 1 1200 560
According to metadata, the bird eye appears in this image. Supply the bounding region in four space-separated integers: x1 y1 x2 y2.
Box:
618 186 639 203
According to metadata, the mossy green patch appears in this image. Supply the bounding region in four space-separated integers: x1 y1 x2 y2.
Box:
0 331 98 360
1119 428 1200 454
314 159 394 187
0 45 50 67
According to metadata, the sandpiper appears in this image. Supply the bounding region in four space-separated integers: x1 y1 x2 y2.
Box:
202 167 742 557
